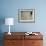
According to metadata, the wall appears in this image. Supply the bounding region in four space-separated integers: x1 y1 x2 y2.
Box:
0 0 46 33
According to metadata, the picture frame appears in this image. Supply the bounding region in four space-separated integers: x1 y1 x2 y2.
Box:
18 9 35 23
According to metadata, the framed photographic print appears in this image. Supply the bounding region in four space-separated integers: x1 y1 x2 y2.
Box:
18 9 35 23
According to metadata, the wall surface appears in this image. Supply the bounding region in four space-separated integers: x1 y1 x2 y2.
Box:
0 0 46 33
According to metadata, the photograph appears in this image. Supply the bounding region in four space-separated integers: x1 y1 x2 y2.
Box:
18 9 35 23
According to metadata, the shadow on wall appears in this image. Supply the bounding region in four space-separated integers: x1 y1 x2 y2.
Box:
0 16 5 32
0 16 5 46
